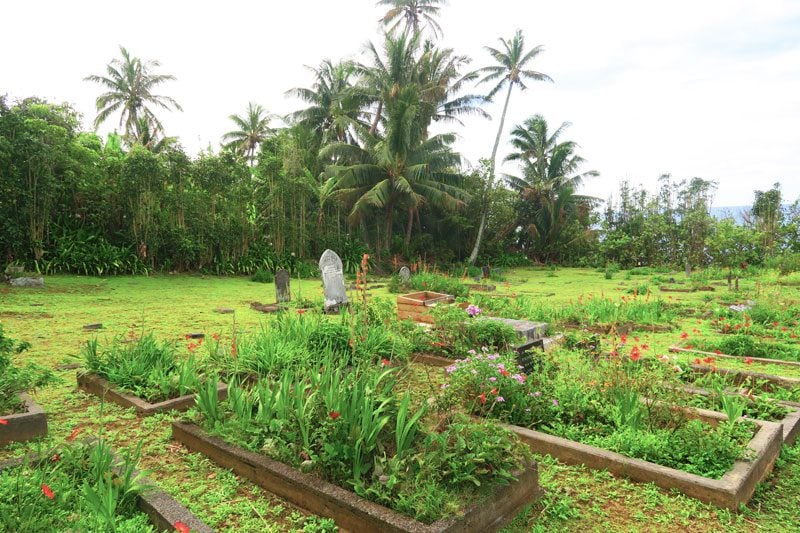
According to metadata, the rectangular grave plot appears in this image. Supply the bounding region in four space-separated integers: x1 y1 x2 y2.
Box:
0 393 47 447
397 291 455 324
77 373 227 416
504 407 782 510
0 448 212 532
172 421 541 533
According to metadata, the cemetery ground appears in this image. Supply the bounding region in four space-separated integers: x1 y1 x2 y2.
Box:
2 268 800 532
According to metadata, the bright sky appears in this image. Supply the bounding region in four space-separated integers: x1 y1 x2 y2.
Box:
2 0 799 206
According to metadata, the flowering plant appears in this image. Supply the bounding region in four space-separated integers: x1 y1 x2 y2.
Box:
466 304 482 318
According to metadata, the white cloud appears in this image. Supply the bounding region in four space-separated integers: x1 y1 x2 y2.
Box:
1 0 798 206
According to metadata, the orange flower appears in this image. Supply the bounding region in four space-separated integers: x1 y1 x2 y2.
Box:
381 358 390 367
479 392 487 405
211 333 220 341
41 484 55 499
174 521 190 533
629 346 641 361
297 309 306 315
0 419 7 425
744 357 753 364
500 369 510 377
67 426 81 442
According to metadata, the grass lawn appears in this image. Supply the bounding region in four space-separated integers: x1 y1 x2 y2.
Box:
1 267 799 532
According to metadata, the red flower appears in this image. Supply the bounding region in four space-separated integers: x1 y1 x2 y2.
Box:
479 392 487 405
734 324 742 330
633 337 640 343
745 323 751 328
329 411 340 420
685 344 693 349
640 344 649 351
629 346 641 361
703 356 715 364
184 334 192 340
781 327 788 332
694 358 702 365
187 342 197 352
231 341 237 357
297 309 306 315
41 484 54 499
175 521 191 533
0 419 7 425
381 358 390 367
491 388 498 395
500 369 510 377
792 334 798 339
744 357 754 364
680 332 689 339
67 427 81 442
620 334 628 344
51 454 60 463
211 333 220 341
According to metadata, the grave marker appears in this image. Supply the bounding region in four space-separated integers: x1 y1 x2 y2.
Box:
319 249 348 313
275 269 291 303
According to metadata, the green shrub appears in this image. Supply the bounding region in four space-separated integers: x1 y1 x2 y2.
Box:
0 326 55 414
250 268 274 283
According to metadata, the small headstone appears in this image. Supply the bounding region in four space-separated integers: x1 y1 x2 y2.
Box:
9 277 44 287
685 261 692 278
398 266 411 283
186 332 205 339
516 339 545 374
275 269 291 303
485 317 548 341
83 323 103 331
319 249 348 313
482 265 491 279
215 307 235 314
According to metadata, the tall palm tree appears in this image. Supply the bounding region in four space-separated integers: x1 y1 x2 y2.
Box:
85 46 182 143
467 30 552 264
322 87 468 253
504 115 598 261
222 102 277 165
377 0 447 38
286 59 368 146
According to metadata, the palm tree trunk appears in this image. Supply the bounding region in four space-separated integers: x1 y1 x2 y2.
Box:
369 100 383 135
468 82 514 264
405 207 414 246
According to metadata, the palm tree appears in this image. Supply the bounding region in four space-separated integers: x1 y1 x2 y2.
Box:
467 30 552 264
222 102 277 165
377 0 446 38
133 116 178 153
85 46 182 143
322 87 468 253
504 115 598 261
286 59 368 146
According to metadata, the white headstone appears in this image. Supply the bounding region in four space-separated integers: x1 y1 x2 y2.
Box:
275 269 291 303
319 250 348 312
398 266 411 283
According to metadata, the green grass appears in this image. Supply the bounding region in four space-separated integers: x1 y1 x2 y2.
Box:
1 268 800 532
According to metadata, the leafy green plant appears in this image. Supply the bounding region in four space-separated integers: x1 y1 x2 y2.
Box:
0 326 56 414
250 268 274 283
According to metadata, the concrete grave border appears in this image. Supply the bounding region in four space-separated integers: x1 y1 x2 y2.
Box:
172 420 541 533
670 345 800 369
0 393 47 446
504 405 782 509
0 444 212 532
77 373 227 416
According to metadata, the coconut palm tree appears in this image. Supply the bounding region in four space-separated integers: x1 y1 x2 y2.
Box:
377 0 447 38
222 102 278 165
504 115 598 261
322 87 468 253
286 59 368 146
85 46 182 143
467 29 552 264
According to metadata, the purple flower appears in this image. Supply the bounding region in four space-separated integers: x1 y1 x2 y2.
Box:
467 305 482 317
496 396 505 402
468 349 476 355
489 377 497 382
440 383 449 389
552 399 559 406
445 365 457 374
533 391 542 397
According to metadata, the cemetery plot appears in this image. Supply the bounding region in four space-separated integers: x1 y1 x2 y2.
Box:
0 394 48 447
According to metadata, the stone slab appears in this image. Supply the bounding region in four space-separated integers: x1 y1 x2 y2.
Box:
483 317 547 341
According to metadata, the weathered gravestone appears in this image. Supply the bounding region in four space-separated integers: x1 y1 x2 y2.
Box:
275 269 291 303
9 276 44 287
319 249 348 313
482 265 491 279
398 266 411 283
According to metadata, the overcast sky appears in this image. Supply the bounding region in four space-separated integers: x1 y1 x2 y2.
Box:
2 0 798 206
